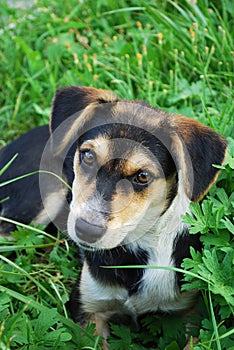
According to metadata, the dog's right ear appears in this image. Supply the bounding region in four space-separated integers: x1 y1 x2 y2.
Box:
49 86 118 155
50 85 118 133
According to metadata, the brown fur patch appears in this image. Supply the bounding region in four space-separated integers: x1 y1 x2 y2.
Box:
109 177 168 230
171 114 227 201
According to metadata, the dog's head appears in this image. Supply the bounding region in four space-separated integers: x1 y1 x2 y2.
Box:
50 86 227 249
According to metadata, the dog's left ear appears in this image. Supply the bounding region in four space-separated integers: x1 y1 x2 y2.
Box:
171 116 227 201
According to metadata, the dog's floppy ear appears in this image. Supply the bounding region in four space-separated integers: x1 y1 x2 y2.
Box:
171 116 227 201
49 86 118 155
50 85 118 133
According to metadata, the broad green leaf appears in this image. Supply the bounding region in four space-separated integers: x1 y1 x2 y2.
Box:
222 218 234 235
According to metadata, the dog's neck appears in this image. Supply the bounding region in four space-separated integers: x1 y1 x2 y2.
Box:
124 171 191 252
156 175 190 235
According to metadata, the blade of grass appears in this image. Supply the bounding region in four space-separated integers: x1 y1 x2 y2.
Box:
103 7 145 15
0 153 18 176
208 288 222 350
0 285 96 340
0 216 62 242
0 254 59 305
0 243 58 253
101 264 213 285
0 169 72 191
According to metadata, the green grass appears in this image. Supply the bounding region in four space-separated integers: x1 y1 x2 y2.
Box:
0 0 233 349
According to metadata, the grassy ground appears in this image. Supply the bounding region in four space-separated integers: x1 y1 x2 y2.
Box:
0 0 233 349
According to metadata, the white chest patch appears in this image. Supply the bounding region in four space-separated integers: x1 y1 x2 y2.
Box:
80 228 195 321
79 184 195 319
80 257 196 319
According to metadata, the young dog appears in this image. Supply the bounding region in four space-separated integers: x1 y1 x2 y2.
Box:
0 86 227 348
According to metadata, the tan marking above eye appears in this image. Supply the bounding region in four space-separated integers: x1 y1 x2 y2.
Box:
122 152 161 179
80 138 110 165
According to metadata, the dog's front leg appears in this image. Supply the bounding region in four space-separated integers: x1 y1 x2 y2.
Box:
183 307 199 350
92 313 110 350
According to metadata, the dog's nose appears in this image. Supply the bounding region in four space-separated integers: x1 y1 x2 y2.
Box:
75 218 106 243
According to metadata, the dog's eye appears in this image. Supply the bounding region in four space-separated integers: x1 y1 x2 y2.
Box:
134 170 152 185
80 150 95 166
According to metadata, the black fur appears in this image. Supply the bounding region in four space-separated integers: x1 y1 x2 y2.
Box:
68 230 201 323
0 125 75 234
172 228 202 286
67 246 149 323
0 126 50 234
85 246 149 295
66 274 87 325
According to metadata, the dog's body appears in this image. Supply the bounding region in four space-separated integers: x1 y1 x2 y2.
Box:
0 86 227 347
0 125 72 234
0 126 50 234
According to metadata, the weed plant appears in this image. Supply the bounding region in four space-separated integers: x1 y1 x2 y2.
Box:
0 1 233 349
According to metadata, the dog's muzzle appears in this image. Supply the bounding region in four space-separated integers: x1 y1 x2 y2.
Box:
75 218 106 243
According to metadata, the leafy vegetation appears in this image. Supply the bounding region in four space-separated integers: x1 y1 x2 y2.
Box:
0 0 233 349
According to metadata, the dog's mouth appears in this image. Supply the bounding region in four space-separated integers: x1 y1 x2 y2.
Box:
77 241 100 251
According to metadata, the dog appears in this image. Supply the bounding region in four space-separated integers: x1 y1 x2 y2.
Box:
0 86 227 348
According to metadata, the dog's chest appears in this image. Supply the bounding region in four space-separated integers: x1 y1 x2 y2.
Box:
80 236 194 316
